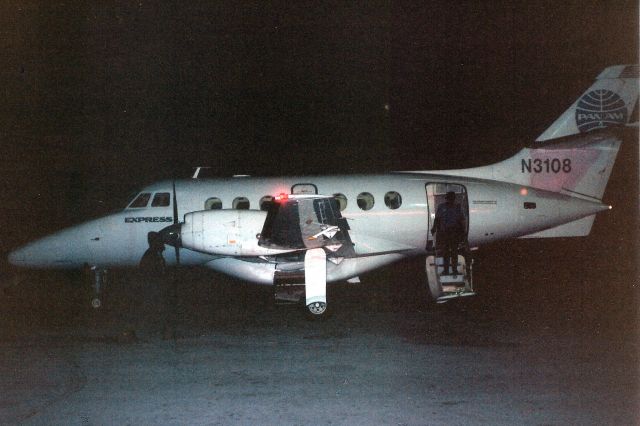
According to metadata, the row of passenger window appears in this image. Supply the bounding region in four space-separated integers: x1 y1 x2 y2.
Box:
129 191 404 211
203 191 403 212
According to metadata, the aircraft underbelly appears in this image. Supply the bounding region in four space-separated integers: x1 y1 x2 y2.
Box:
204 251 408 286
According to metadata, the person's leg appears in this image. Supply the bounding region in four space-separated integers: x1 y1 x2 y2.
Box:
450 237 459 275
442 234 451 274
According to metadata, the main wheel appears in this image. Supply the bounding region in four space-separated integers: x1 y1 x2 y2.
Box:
307 301 326 315
91 297 101 309
304 301 331 320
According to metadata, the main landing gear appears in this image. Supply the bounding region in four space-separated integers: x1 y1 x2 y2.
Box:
303 248 328 318
85 265 107 309
273 248 330 319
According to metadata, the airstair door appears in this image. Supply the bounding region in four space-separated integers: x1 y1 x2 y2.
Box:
424 183 474 303
425 254 475 303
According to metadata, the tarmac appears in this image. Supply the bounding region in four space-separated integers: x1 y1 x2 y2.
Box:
1 238 638 425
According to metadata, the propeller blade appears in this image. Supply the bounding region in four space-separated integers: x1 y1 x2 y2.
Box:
172 181 179 224
172 180 180 265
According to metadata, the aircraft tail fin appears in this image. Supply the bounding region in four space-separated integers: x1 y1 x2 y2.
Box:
436 130 624 238
536 65 639 142
441 129 623 202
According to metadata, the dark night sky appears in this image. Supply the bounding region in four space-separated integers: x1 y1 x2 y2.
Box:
0 1 637 251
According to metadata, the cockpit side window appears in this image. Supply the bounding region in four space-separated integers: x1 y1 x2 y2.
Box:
129 192 151 208
151 192 171 207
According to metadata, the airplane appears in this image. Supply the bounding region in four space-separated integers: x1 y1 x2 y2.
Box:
7 64 639 317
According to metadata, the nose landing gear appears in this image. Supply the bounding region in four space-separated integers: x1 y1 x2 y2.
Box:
85 265 107 309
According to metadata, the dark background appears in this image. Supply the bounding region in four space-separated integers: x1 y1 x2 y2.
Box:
1 5 638 421
0 1 637 256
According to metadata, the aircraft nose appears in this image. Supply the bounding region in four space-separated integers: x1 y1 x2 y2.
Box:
7 240 53 268
6 226 93 269
7 246 26 265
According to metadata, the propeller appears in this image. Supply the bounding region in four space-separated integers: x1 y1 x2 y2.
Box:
142 180 182 269
160 180 182 266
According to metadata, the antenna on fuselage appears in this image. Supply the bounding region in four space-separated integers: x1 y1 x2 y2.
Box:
192 167 211 179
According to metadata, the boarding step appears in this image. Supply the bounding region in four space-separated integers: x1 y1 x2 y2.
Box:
438 272 465 284
441 284 465 293
426 254 475 304
436 290 476 303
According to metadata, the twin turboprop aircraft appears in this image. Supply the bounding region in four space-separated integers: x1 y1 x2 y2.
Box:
8 65 639 316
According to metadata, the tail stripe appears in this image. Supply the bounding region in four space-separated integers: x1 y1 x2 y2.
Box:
620 65 639 78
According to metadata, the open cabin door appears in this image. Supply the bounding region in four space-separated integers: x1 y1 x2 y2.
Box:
425 183 475 303
425 183 469 251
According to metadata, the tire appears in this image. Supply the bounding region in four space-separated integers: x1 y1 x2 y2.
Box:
303 301 332 321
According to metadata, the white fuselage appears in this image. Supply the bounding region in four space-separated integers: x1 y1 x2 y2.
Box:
8 172 607 284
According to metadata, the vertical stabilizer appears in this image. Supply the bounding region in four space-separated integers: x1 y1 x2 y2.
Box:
440 130 623 201
536 65 639 142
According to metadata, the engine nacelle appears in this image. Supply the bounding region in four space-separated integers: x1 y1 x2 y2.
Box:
180 210 293 256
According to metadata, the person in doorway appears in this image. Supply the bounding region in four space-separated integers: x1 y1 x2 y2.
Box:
431 191 465 275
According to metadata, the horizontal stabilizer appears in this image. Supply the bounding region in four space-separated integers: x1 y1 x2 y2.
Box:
519 215 597 238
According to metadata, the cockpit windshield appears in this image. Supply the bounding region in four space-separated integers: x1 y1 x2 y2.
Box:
126 191 172 209
151 192 171 207
128 192 151 208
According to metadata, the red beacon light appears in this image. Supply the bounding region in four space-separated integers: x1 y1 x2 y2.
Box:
274 193 289 202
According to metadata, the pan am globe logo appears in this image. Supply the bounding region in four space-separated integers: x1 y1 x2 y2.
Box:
575 89 627 132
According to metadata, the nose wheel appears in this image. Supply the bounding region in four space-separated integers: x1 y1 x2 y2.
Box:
86 266 107 309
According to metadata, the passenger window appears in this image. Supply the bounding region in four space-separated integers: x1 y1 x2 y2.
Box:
233 197 250 210
205 197 223 210
357 192 374 211
384 191 402 209
129 192 151 208
333 193 348 211
151 192 171 207
259 195 274 211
